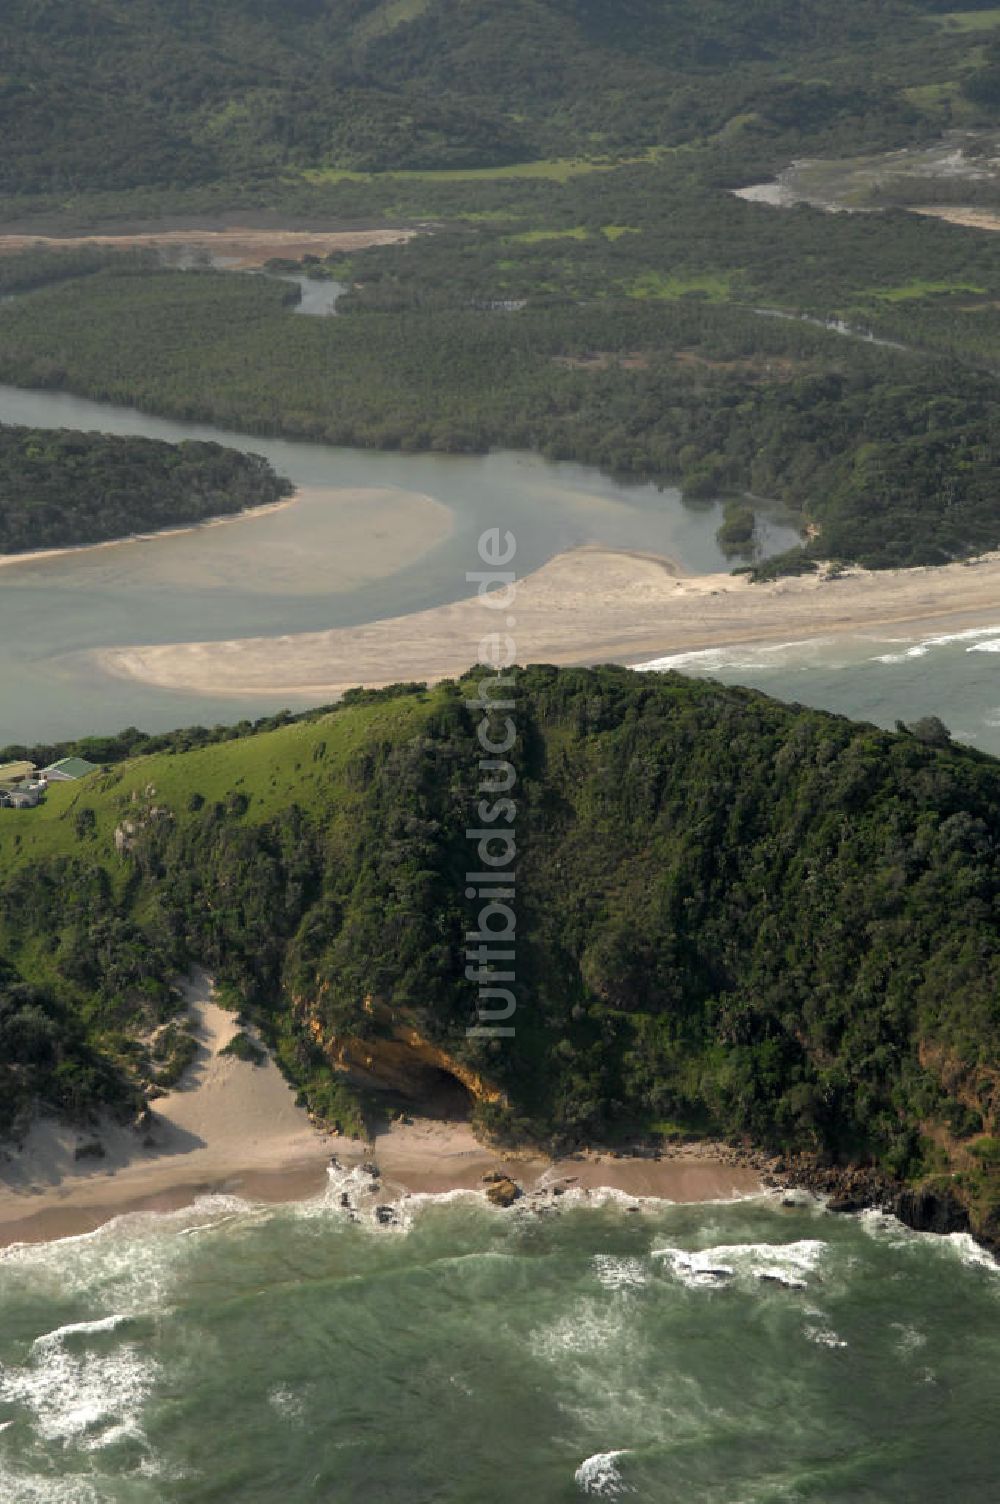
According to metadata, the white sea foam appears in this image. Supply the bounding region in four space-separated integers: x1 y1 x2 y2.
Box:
0 1462 104 1503
804 1321 847 1349
651 1238 825 1291
530 1301 625 1361
872 623 1000 664
861 1211 999 1273
590 1255 649 1291
575 1449 634 1497
268 1384 307 1422
636 639 828 675
947 1232 1000 1273
969 638 1000 653
0 1312 155 1452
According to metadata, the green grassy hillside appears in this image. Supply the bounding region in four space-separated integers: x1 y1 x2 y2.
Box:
2 668 999 1238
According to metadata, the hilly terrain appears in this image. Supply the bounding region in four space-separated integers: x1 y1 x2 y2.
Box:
4 0 995 196
2 2 999 566
2 668 999 1240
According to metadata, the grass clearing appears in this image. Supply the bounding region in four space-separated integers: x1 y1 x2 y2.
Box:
507 226 589 243
0 697 432 879
299 149 666 186
869 278 987 301
627 270 733 302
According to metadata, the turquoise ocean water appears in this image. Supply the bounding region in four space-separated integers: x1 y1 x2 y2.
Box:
0 1176 996 1502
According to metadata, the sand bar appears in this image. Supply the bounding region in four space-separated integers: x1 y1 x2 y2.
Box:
99 544 1000 698
0 226 416 268
0 972 761 1247
0 493 299 571
0 484 454 592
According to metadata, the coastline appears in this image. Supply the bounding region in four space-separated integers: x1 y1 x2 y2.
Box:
96 543 1000 698
0 973 762 1248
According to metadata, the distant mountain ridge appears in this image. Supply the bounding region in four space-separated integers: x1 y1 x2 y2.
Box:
0 0 984 192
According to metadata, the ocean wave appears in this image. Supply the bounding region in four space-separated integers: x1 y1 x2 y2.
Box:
0 1311 155 1452
575 1449 634 1497
290 1162 487 1233
860 1211 999 1272
946 1232 1000 1272
31 1314 132 1346
872 623 1000 664
636 639 829 675
651 1238 826 1291
268 1384 307 1423
968 639 1000 654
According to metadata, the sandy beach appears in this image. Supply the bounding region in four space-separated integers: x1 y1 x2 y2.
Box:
98 543 1000 698
0 973 762 1247
0 226 416 267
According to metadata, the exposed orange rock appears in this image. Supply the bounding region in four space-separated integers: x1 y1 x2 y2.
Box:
299 994 506 1108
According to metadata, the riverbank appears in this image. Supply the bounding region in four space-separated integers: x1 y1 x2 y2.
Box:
0 492 300 571
98 544 1000 698
0 975 762 1247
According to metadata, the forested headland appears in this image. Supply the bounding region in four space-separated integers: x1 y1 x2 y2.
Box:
1 668 999 1242
0 423 292 554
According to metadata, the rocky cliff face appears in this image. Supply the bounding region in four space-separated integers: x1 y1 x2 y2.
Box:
300 995 505 1114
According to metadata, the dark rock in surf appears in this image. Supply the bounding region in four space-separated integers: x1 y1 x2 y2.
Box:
894 1185 970 1237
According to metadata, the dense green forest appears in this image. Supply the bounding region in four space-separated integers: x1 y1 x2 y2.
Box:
1 2 999 566
1 260 997 566
1 0 998 208
0 669 998 1238
0 423 291 554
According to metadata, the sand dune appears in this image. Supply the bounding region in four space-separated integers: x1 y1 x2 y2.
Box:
99 544 1000 698
0 971 335 1243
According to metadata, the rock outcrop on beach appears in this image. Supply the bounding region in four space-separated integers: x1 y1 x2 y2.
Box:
483 1174 521 1208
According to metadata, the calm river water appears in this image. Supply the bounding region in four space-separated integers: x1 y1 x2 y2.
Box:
0 383 798 743
0 381 997 755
